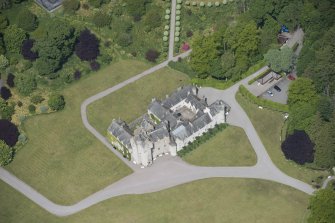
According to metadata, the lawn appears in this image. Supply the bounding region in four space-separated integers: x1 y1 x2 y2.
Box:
5 60 152 205
87 67 190 135
183 126 257 166
236 93 328 184
0 178 309 223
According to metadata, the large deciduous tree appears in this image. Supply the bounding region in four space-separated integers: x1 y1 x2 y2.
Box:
0 119 19 146
308 188 335 223
3 25 26 54
0 139 13 166
21 39 38 61
264 46 294 73
17 8 38 32
34 20 76 75
281 130 314 165
288 77 318 106
75 29 100 61
48 94 65 111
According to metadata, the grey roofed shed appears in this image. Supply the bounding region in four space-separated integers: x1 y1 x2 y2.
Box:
35 0 63 12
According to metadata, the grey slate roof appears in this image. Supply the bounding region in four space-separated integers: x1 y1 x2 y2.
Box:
35 0 63 12
162 86 195 108
149 126 169 142
209 100 227 117
185 94 207 111
148 100 178 128
108 119 133 149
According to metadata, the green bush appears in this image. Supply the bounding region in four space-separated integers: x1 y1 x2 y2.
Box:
92 13 111 28
48 94 65 111
63 0 80 14
30 95 44 104
238 85 289 112
0 140 13 166
178 124 228 157
28 104 36 114
17 9 38 32
40 105 49 113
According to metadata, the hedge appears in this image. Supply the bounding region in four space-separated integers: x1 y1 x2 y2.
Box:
238 85 289 112
178 123 228 157
247 67 271 85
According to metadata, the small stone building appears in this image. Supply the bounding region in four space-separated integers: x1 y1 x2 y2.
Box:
107 86 230 166
35 0 63 12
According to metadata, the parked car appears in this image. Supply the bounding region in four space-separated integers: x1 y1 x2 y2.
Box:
267 90 273 97
274 85 281 92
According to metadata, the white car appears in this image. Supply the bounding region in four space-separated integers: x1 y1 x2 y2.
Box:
267 90 273 97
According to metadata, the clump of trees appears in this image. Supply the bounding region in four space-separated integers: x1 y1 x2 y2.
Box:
3 25 26 54
0 86 11 100
92 13 111 28
124 0 150 21
0 139 13 166
6 73 15 88
0 99 14 120
15 73 37 96
264 46 294 73
281 130 314 165
21 39 38 61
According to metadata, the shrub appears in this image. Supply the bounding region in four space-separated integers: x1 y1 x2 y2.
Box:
0 99 14 120
63 0 80 14
75 29 100 61
0 119 19 146
17 101 23 107
92 13 111 28
0 140 13 166
82 3 89 9
6 73 15 88
21 39 38 61
90 61 100 71
88 0 102 7
18 134 27 143
28 104 36 114
117 33 133 47
48 94 65 111
73 70 81 80
0 54 9 69
30 95 44 104
186 30 193 37
17 9 38 32
281 130 314 165
0 86 11 100
39 105 48 113
145 49 160 62
15 74 37 96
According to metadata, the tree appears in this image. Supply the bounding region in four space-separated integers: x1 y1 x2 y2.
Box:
34 20 76 75
264 46 294 73
63 0 80 14
75 29 100 61
3 25 27 54
90 60 100 71
6 73 15 88
88 0 102 8
143 9 162 31
308 188 335 223
17 9 38 32
92 13 111 28
259 15 280 53
145 49 160 62
21 39 38 61
288 77 319 106
48 94 65 111
318 96 334 121
15 73 37 96
190 34 219 78
0 140 13 166
0 0 11 10
0 14 9 30
307 114 335 168
0 86 11 100
124 0 148 19
28 104 36 113
0 35 5 55
0 54 9 69
281 130 314 165
0 119 19 146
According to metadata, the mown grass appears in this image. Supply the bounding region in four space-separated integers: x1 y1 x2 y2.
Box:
0 178 309 223
183 126 257 166
236 93 328 184
5 60 152 205
87 67 190 135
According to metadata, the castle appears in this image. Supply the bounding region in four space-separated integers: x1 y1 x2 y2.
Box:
107 86 230 166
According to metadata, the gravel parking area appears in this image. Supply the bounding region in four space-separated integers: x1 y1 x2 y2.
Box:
261 78 292 104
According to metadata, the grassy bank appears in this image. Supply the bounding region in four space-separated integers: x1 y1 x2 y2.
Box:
183 126 257 166
4 60 152 205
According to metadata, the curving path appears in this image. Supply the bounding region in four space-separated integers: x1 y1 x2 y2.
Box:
321 176 335 189
0 0 316 217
